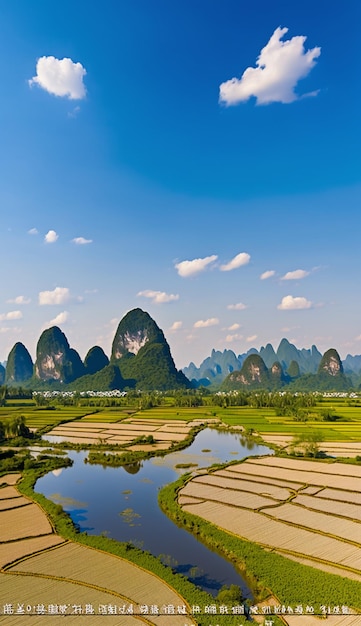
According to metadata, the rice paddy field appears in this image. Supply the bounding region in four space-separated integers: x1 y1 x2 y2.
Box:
2 398 361 624
217 399 361 443
44 417 198 448
179 456 361 584
0 474 192 625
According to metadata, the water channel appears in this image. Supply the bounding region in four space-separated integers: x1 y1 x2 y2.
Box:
36 428 272 597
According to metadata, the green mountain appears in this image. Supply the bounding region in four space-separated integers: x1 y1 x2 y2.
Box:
34 327 85 384
84 346 109 375
287 360 301 379
5 342 33 384
111 308 190 390
68 364 125 392
222 354 270 390
318 348 343 376
221 347 353 392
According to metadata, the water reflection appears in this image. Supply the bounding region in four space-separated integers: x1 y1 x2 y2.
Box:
123 461 142 474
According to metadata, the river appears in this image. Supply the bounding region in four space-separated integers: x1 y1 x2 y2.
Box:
36 428 272 597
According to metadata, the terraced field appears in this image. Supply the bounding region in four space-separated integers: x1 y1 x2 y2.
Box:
179 456 361 583
44 417 207 450
0 474 192 624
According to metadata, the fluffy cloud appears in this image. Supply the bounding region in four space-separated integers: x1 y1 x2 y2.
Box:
170 321 183 331
29 56 86 100
220 252 250 272
0 310 23 321
281 269 310 280
194 318 219 328
277 295 312 310
246 335 258 343
228 323 240 331
6 296 31 305
137 290 179 304
28 228 38 235
39 287 70 306
44 230 58 244
225 333 243 343
48 311 69 326
72 237 93 245
227 302 247 311
219 26 320 106
175 255 218 277
260 270 275 280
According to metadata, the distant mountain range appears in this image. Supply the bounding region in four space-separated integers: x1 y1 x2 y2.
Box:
182 339 361 388
1 311 361 392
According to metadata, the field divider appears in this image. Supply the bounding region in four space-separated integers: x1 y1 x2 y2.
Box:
220 467 308 488
193 477 291 502
0 533 56 547
258 508 361 549
268 546 361 579
0 501 33 512
246 458 360 479
1 538 68 571
279 498 361 525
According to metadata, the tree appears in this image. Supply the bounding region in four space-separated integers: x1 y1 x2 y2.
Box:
290 430 324 457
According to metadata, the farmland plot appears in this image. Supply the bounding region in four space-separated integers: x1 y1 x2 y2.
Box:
179 456 361 581
0 476 191 626
45 418 194 449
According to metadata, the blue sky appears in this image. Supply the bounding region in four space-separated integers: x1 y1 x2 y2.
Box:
0 0 360 368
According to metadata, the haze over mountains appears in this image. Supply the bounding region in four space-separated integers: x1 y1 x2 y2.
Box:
1 309 361 391
183 339 361 386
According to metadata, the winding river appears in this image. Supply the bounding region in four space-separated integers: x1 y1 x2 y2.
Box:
36 428 272 597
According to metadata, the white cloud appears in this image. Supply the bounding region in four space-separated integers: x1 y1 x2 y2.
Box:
44 229 58 244
28 227 38 235
228 323 240 331
72 237 93 245
48 311 69 326
246 335 258 343
170 321 183 331
137 290 179 304
194 318 219 328
219 26 321 106
0 310 23 321
39 287 70 306
220 252 250 272
277 295 312 310
6 296 31 305
29 56 86 100
0 326 22 334
225 333 243 343
227 302 247 311
281 269 310 280
260 270 275 280
68 106 81 118
175 255 218 277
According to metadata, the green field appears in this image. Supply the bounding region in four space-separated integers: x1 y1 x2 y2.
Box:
1 398 361 441
206 399 361 441
0 406 98 429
